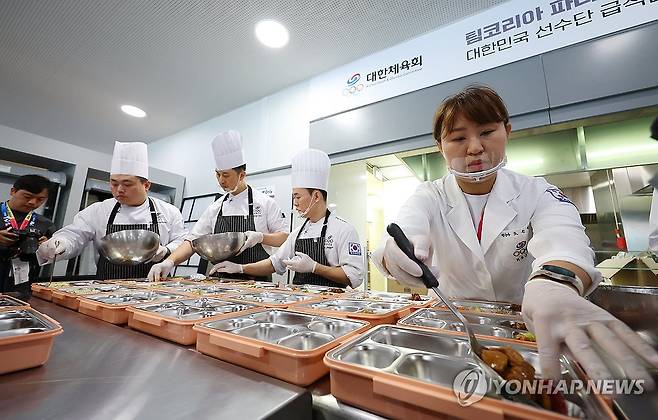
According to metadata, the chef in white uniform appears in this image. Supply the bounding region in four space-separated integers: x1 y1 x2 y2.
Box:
147 130 288 281
210 148 364 288
37 142 187 280
373 86 658 388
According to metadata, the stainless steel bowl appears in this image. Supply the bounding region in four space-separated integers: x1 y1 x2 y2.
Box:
191 232 246 263
98 229 160 265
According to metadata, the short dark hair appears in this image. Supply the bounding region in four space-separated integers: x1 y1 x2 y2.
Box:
306 188 327 201
233 164 247 173
651 116 658 140
13 174 51 195
433 85 509 141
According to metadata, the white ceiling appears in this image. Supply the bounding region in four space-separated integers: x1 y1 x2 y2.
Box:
0 0 507 154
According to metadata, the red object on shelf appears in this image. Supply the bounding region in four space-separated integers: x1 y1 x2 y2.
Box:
614 229 627 251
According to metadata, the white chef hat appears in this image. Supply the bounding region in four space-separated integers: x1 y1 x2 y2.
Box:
212 130 245 170
110 141 149 179
291 149 331 191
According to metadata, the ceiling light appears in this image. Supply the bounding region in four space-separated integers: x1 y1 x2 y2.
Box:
120 105 146 118
255 20 289 48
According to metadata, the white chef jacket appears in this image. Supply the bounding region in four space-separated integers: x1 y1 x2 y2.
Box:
187 187 288 253
650 188 658 253
51 197 187 266
375 169 601 304
270 213 364 288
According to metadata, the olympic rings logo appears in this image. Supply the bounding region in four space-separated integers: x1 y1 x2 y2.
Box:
343 73 364 96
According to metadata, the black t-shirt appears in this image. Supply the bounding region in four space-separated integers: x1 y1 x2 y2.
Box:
0 206 56 296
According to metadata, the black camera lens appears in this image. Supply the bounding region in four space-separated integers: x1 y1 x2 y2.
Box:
17 230 40 256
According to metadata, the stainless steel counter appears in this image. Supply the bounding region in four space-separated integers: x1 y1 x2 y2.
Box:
0 299 311 420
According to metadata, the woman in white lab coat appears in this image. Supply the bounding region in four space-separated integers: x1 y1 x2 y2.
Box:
374 86 658 387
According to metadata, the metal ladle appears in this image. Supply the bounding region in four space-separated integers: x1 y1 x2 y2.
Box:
386 223 540 406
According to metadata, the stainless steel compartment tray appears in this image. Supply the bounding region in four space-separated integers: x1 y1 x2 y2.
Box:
433 299 522 316
228 291 316 305
133 298 259 321
0 295 29 308
83 290 184 306
399 308 530 340
199 309 366 351
328 326 607 419
354 291 432 305
297 298 408 314
155 283 246 296
0 309 59 338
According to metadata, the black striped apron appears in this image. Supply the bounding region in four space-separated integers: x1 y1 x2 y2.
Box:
293 210 345 288
204 186 271 281
96 198 160 280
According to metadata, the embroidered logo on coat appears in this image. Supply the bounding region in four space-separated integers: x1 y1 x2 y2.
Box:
546 188 574 206
513 240 528 262
349 242 362 256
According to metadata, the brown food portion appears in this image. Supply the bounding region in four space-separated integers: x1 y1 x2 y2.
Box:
478 346 565 415
481 349 509 373
410 293 422 301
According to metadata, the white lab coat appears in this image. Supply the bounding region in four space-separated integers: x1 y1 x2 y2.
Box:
374 169 601 304
649 188 658 253
270 213 364 288
49 197 187 270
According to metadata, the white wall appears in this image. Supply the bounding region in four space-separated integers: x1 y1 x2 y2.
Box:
149 81 312 197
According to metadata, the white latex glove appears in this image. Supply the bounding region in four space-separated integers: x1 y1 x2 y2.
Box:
147 259 175 282
209 261 243 275
523 278 658 389
282 252 317 274
371 235 437 288
237 231 264 255
36 238 69 264
148 245 170 263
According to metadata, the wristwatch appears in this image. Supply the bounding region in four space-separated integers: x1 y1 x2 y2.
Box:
529 264 584 296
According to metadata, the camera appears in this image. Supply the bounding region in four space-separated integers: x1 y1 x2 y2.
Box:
8 228 42 261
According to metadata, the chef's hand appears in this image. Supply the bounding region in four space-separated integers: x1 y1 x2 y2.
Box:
36 238 69 263
147 259 175 282
372 235 437 288
237 231 264 255
148 245 170 263
209 261 243 275
283 252 317 274
523 279 658 389
0 228 19 247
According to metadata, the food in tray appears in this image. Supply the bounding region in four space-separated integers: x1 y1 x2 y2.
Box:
513 332 536 342
480 346 567 414
410 293 422 301
508 321 527 330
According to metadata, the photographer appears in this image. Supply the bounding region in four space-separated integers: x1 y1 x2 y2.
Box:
0 175 56 299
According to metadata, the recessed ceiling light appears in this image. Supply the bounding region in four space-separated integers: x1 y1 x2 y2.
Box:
255 20 289 48
120 104 147 118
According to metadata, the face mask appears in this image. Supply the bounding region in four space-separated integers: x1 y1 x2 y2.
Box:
219 174 244 194
297 196 318 218
448 156 507 183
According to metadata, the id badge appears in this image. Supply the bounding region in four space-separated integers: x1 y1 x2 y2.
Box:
11 258 30 285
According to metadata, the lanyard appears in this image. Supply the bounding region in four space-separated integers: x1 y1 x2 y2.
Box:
476 208 485 243
1 202 36 231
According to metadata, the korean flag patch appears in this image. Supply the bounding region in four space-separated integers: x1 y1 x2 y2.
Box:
348 242 362 256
